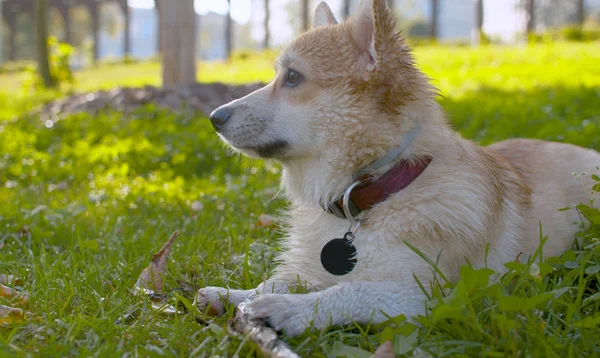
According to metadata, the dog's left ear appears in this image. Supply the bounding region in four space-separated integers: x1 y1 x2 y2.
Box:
313 2 338 28
351 0 398 75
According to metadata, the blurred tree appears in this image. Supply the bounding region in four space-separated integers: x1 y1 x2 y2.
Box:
519 0 583 31
154 0 162 54
525 0 535 34
53 4 71 44
88 1 99 62
407 19 429 37
101 3 121 39
301 0 309 32
0 0 3 63
6 15 17 61
343 0 351 18
472 0 483 46
577 0 585 25
226 0 232 59
35 0 55 87
158 0 196 86
71 5 91 48
430 0 438 40
119 0 131 56
264 0 270 48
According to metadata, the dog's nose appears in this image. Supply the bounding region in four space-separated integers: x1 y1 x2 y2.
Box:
209 107 231 131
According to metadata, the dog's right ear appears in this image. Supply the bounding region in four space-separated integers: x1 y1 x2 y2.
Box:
313 2 338 28
351 0 398 76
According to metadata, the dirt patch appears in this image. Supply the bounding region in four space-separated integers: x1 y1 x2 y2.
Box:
38 82 265 120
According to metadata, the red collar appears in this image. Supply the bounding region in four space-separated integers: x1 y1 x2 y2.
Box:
324 156 432 220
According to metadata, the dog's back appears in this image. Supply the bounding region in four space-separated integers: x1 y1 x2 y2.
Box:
488 138 600 255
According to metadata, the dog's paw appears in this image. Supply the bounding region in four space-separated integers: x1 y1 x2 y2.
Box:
248 294 319 336
196 286 229 316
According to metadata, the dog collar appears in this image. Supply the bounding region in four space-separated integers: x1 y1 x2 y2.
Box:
323 126 432 221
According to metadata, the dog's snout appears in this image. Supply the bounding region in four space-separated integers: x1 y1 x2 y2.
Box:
209 106 232 131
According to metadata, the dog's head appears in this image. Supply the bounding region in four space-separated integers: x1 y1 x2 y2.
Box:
210 0 440 203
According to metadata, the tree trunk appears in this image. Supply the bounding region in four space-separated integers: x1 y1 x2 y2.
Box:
430 0 438 40
264 0 270 49
35 0 55 87
121 0 131 56
0 1 4 64
343 0 351 19
6 13 17 61
576 0 585 26
226 0 233 59
301 0 309 32
57 5 72 45
525 0 534 35
471 0 483 46
158 0 197 86
155 0 162 54
89 2 100 63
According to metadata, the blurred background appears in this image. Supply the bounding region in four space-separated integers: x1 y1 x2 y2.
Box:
1 0 599 68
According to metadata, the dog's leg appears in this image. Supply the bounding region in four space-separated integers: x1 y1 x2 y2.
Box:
197 280 292 316
247 281 426 336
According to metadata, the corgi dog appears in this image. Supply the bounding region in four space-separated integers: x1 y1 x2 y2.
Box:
197 0 600 336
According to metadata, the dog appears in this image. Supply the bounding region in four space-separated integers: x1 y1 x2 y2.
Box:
197 0 600 336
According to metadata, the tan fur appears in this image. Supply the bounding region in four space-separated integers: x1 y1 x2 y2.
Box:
198 0 600 335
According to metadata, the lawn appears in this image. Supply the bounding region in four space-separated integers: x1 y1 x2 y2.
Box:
0 42 599 357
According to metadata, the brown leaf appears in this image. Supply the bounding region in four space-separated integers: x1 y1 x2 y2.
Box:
0 284 18 299
0 284 29 304
132 231 183 316
134 231 180 294
0 305 25 325
371 341 394 358
0 274 22 286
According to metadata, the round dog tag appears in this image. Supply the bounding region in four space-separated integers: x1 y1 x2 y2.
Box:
320 232 357 276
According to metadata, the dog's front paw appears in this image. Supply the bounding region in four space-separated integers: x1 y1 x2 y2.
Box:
196 286 229 316
248 294 319 336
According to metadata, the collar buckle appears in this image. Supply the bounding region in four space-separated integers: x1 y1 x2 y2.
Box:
322 181 362 221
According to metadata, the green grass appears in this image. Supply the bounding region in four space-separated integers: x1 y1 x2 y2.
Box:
0 42 599 356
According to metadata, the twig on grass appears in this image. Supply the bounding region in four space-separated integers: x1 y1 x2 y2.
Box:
229 300 300 358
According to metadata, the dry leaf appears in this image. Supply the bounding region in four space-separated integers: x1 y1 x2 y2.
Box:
257 214 275 228
134 231 180 294
0 274 21 286
132 231 183 315
0 284 29 305
0 305 25 325
0 284 19 298
371 341 394 358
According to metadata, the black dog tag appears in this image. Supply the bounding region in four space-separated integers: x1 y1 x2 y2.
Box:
321 232 357 276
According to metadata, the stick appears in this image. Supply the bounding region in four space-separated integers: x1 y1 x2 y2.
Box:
229 301 300 358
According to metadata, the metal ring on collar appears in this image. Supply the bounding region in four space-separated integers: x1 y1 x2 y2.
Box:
342 181 362 224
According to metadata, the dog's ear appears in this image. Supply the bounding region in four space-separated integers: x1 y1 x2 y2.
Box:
351 0 398 74
313 2 338 28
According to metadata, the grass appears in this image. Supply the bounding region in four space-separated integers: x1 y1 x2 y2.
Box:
0 42 599 356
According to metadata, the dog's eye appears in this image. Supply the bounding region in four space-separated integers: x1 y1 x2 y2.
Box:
284 69 303 87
